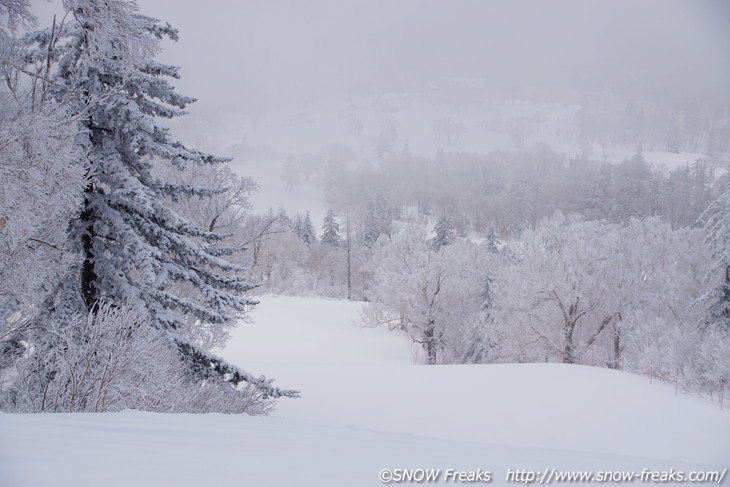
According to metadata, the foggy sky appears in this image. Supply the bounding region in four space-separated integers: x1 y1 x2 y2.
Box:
33 0 730 114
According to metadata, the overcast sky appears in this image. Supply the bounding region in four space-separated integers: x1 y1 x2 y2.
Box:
34 0 730 114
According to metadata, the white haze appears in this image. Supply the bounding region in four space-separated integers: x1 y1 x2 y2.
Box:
34 0 730 116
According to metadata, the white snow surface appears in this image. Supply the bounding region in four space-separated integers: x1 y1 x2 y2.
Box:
1 295 728 486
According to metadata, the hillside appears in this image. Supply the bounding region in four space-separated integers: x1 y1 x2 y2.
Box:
1 296 727 486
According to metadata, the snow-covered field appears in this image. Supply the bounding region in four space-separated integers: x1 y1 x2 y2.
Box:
2 296 728 486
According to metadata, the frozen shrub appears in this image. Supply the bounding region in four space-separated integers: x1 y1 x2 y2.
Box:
0 302 274 414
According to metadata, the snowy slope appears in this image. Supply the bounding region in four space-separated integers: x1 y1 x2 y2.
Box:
2 409 723 487
1 295 728 487
221 296 729 466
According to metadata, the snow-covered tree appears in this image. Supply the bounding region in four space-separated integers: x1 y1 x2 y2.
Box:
688 160 714 223
0 0 33 36
361 192 394 248
301 211 317 247
0 101 84 339
483 227 501 254
321 209 341 248
506 175 535 236
492 214 616 364
3 302 183 412
242 207 290 269
23 0 295 404
492 213 707 369
162 163 257 236
2 301 274 413
699 179 730 333
602 218 707 375
152 162 259 349
363 225 485 364
292 211 316 247
693 329 730 395
430 215 455 250
0 3 86 361
609 147 653 222
281 152 301 191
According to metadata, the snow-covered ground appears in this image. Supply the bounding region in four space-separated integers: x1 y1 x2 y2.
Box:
2 295 728 486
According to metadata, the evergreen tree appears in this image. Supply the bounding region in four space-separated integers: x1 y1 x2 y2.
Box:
301 211 317 247
33 1 295 400
479 275 494 312
292 211 316 246
610 146 652 222
483 227 500 254
506 175 534 236
431 215 455 250
689 159 713 224
362 192 393 248
281 152 301 191
293 213 304 240
276 206 292 230
362 209 380 249
321 209 341 248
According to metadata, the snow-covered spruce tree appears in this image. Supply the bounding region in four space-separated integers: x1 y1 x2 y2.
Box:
321 209 341 248
609 147 653 222
506 174 535 236
154 162 258 349
361 192 394 248
30 1 296 406
430 214 455 250
300 211 317 247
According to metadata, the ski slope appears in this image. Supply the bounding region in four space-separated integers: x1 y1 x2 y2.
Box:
1 295 728 486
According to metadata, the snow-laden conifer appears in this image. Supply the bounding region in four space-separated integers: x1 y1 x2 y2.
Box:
24 0 296 403
321 209 341 248
430 215 455 250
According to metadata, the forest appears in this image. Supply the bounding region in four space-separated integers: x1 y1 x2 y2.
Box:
1 0 729 417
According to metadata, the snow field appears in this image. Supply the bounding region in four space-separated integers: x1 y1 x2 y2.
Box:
222 296 729 467
1 295 728 487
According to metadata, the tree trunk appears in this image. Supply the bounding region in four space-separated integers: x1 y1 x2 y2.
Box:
562 319 576 364
81 118 107 312
423 320 438 365
724 265 730 310
610 323 622 370
80 189 97 312
555 293 579 364
346 211 352 300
